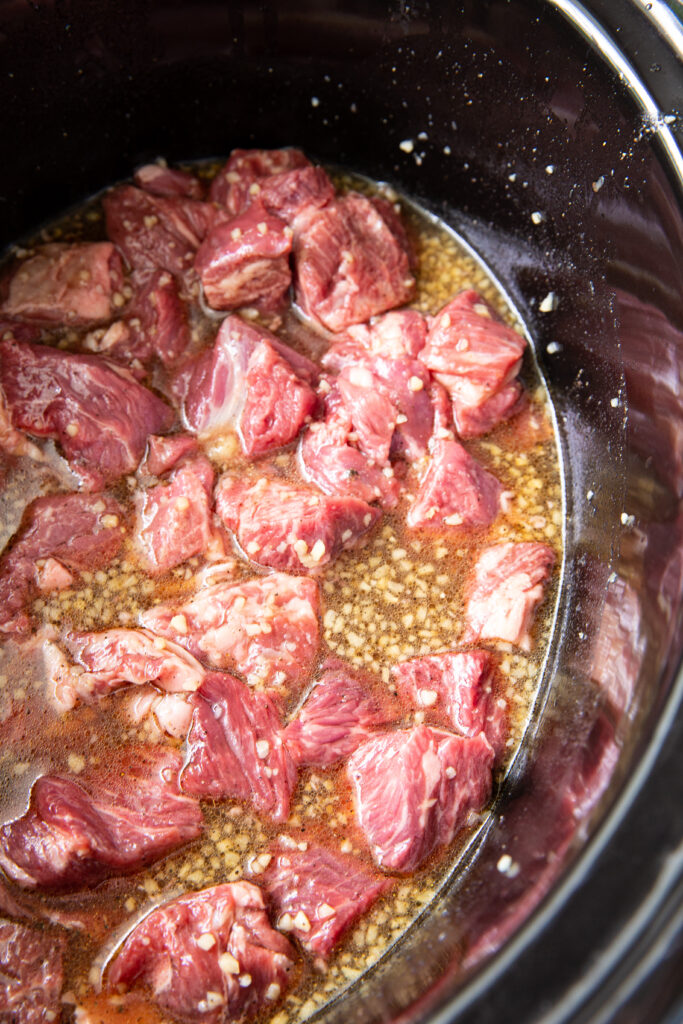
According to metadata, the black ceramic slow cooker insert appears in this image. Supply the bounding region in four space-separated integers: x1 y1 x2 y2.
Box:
0 1 681 1022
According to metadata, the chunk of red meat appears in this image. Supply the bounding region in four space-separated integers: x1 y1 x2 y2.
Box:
210 147 311 213
182 673 297 822
139 573 319 692
108 881 295 1024
366 355 433 461
46 627 206 712
256 839 391 959
1 243 124 326
294 193 414 332
392 650 508 759
325 310 427 371
337 367 396 464
103 185 214 282
284 659 392 768
299 387 400 509
0 337 174 488
215 474 379 572
86 270 191 368
195 203 293 313
453 379 524 439
134 455 215 575
134 163 204 200
139 433 199 477
348 726 494 873
407 438 503 531
0 920 65 1024
177 315 315 457
464 541 556 651
257 165 335 229
0 746 202 891
421 291 527 436
127 270 192 368
0 492 125 634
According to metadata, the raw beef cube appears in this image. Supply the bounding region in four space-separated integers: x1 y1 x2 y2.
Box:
464 541 556 651
348 725 494 873
1 242 124 326
294 193 415 332
299 388 400 509
134 162 204 199
0 336 174 488
284 658 392 768
139 433 199 477
331 309 427 365
182 673 297 822
108 881 295 1024
195 203 293 312
257 165 335 228
210 146 311 213
393 650 508 758
453 379 524 439
46 627 206 712
337 366 397 464
178 314 316 457
0 919 65 1024
407 438 503 530
0 492 125 634
127 270 192 367
366 355 433 461
134 455 215 575
140 573 320 691
215 475 380 572
85 269 191 368
256 839 391 959
421 291 526 435
0 746 203 890
103 185 214 282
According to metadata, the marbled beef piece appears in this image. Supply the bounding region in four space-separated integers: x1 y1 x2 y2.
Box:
215 474 380 573
134 163 204 199
299 385 401 509
407 438 504 531
337 367 397 465
45 627 206 712
210 146 311 213
0 492 125 634
1 242 124 326
0 336 174 489
140 573 320 693
0 919 66 1024
134 455 216 575
177 314 316 458
294 192 415 332
348 725 494 873
103 184 214 283
108 882 296 1024
452 379 525 439
138 433 200 478
182 673 297 822
195 202 293 313
256 838 391 959
326 310 427 367
284 658 392 768
420 291 527 437
463 541 556 651
104 270 192 368
256 165 335 229
0 746 203 891
393 650 508 759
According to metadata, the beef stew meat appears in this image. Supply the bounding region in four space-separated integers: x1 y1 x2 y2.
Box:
0 150 562 1024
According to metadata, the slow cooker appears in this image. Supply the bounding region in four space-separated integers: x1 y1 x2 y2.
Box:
0 1 681 1021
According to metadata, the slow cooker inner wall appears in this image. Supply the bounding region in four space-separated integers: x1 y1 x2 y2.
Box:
1 1 682 1022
